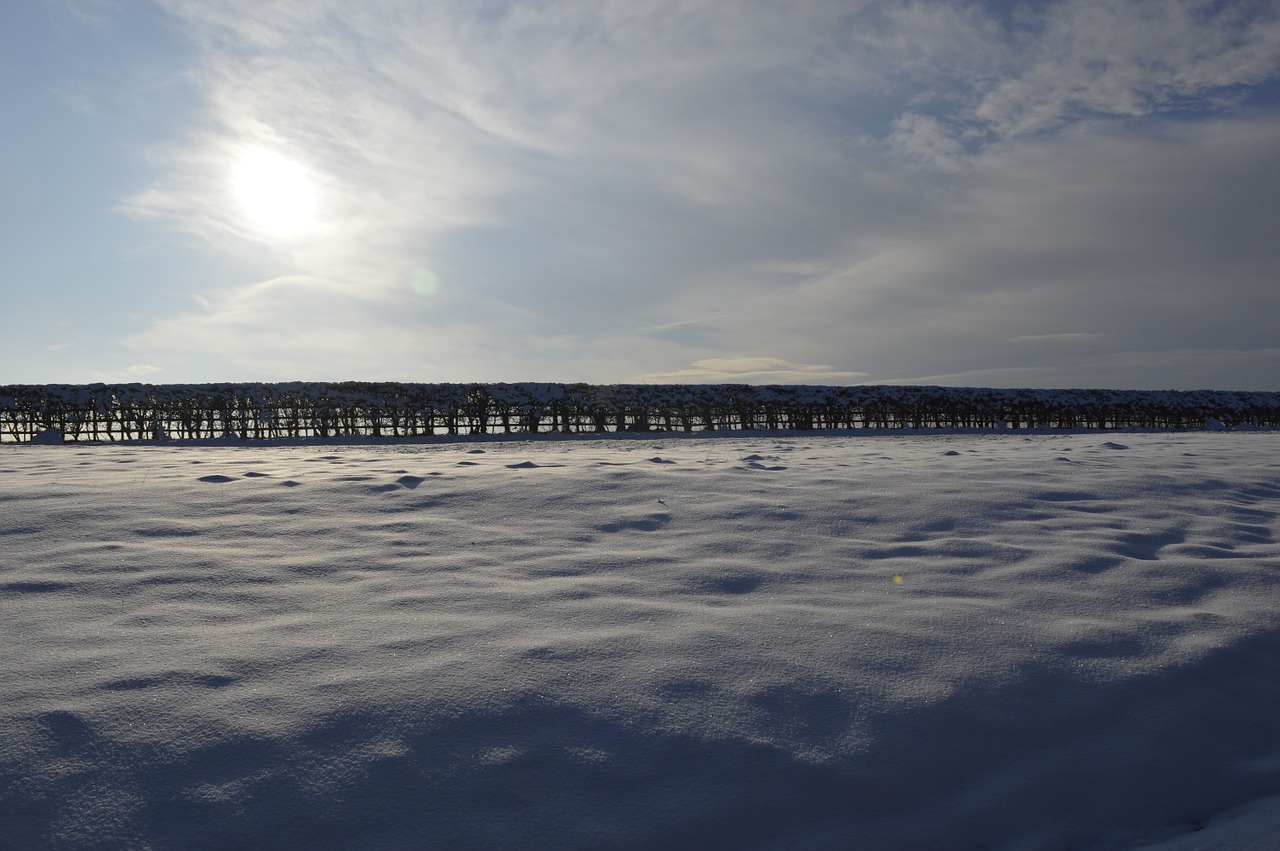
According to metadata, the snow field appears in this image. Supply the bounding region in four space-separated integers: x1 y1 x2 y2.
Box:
1 433 1279 849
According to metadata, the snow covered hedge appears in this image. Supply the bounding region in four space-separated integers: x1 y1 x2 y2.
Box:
1 382 1277 442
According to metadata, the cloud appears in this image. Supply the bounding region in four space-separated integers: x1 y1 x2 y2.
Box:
889 112 969 172
87 363 165 383
873 366 1070 388
124 275 465 380
971 0 1280 138
888 348 1280 392
639 358 870 385
1076 347 1280 391
112 1 1280 390
61 0 125 30
1008 334 1106 345
122 274 708 383
857 0 1280 168
672 115 1280 389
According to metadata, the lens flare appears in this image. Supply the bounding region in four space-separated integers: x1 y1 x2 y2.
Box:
410 268 441 297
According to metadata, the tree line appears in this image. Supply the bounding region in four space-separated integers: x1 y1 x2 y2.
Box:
1 382 1277 443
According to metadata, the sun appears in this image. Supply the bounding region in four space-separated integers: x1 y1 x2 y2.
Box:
232 147 319 239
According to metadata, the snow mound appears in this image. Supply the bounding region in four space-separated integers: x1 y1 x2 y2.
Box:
30 428 63 445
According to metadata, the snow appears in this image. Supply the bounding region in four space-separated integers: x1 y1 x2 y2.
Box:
2 432 1278 850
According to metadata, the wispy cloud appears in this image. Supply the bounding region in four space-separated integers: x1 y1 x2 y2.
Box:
877 0 1280 153
110 0 1280 388
640 357 870 385
972 0 1280 138
87 363 165 384
1008 334 1106 345
126 363 163 375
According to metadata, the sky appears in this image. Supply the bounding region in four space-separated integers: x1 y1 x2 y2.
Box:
4 0 1280 390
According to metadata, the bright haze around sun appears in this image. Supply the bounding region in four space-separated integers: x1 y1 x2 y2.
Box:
5 1 1280 388
232 147 320 241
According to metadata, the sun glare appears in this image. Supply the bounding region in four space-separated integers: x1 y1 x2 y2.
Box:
233 148 319 239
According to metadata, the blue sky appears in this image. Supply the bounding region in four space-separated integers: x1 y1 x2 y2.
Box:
5 0 1280 389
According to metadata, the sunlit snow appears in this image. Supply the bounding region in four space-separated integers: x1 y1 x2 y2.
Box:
2 432 1279 849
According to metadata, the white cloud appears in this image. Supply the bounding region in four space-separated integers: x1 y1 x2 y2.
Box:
110 1 1280 390
1008 334 1106 345
122 274 707 384
640 358 869 385
889 112 968 172
87 363 165 383
670 115 1280 389
862 0 1280 164
972 0 1280 138
61 0 125 30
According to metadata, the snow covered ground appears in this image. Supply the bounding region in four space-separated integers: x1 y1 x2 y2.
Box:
2 432 1278 850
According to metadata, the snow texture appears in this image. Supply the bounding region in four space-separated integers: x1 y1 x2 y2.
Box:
2 432 1279 850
